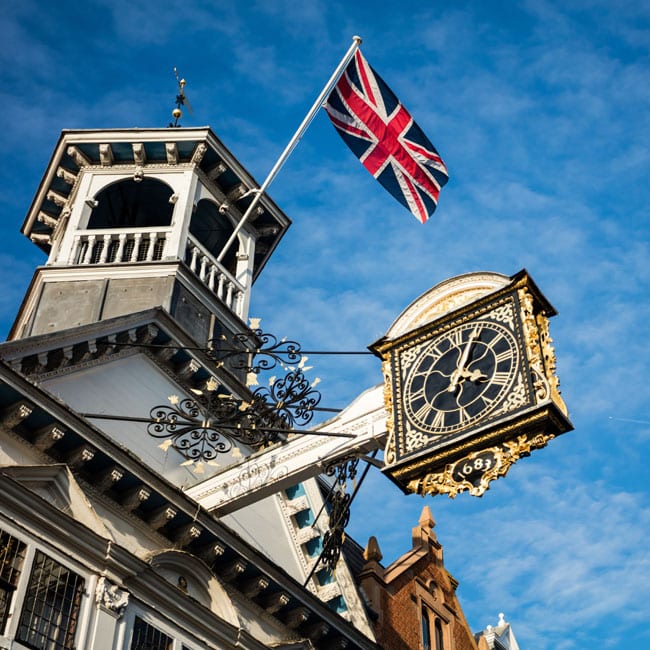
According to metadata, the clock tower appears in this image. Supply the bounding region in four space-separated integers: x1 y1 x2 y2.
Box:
9 127 290 346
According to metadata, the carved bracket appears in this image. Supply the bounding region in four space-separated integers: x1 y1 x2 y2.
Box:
95 577 129 617
407 432 555 498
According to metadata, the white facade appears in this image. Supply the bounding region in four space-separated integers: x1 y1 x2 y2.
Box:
0 126 379 650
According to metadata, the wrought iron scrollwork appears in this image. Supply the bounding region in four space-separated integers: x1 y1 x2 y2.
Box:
252 368 321 428
148 383 290 464
208 327 302 375
320 457 360 573
148 326 323 466
149 396 236 462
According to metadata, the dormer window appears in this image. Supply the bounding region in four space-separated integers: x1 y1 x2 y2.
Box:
87 178 175 229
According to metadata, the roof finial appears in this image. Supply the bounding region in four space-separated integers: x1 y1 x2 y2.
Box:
169 67 193 128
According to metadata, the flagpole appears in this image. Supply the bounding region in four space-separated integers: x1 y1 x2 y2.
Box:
217 35 362 264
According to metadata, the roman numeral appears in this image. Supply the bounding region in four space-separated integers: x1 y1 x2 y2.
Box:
492 343 513 362
457 406 471 425
409 386 427 403
492 371 511 386
431 409 446 429
451 329 465 347
413 401 433 422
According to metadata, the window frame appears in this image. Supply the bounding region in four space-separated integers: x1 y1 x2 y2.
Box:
417 579 452 650
123 607 202 650
0 523 91 650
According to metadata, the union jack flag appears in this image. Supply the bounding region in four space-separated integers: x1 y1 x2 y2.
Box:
324 49 449 224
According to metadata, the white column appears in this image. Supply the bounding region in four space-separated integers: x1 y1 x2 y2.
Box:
131 233 142 262
115 233 127 263
146 233 158 261
83 235 96 264
99 234 111 263
69 236 81 264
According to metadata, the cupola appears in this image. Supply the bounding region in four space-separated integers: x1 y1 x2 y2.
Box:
10 127 290 345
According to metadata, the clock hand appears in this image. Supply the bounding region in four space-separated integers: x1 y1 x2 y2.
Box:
447 326 482 392
459 368 488 383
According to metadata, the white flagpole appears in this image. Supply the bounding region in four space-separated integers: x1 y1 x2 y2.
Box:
217 35 362 264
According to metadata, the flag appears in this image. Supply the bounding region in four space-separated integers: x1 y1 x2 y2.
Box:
324 49 449 223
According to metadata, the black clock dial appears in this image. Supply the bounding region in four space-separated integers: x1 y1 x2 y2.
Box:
403 320 519 434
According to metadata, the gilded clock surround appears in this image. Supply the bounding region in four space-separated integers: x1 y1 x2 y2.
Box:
372 270 572 498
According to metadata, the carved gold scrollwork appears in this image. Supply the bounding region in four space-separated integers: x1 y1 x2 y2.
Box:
518 288 551 403
489 301 515 326
537 312 569 416
407 432 555 498
382 358 397 465
531 367 550 402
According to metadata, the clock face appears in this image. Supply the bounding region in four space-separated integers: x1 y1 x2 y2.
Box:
403 320 520 435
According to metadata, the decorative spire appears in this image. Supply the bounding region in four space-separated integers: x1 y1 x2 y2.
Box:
418 504 436 530
363 535 383 563
169 68 193 128
412 505 439 550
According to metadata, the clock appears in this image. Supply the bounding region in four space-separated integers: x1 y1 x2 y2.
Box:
403 318 520 435
371 270 572 497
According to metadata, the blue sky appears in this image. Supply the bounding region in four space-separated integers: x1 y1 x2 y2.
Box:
1 1 649 648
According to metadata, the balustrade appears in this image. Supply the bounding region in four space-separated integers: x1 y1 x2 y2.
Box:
67 228 170 266
185 235 245 318
62 228 246 319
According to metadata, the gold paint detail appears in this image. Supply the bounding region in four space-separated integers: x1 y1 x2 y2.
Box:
382 357 397 465
407 432 555 498
518 287 550 403
491 373 528 417
537 311 569 416
398 343 424 374
404 421 439 454
489 301 515 326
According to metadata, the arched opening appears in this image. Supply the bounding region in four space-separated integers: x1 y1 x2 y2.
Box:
434 618 444 650
87 178 174 229
147 550 238 626
422 605 431 650
189 199 238 275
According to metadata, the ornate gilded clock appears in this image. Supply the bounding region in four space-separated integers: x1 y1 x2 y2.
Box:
371 270 572 498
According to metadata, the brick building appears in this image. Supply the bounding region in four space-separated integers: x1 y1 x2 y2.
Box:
358 506 478 650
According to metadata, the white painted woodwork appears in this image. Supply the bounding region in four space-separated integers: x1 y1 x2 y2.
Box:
40 354 243 490
185 384 388 514
222 493 306 581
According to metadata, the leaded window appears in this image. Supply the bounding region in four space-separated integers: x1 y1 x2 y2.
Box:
16 550 84 650
130 616 173 650
0 529 27 634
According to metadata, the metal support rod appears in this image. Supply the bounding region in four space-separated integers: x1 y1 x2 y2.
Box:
303 449 377 587
94 340 373 357
80 413 355 438
216 36 362 263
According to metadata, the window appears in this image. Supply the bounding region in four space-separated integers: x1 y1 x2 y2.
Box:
421 606 445 650
130 616 173 650
16 550 85 650
434 617 444 650
421 605 431 650
0 529 27 634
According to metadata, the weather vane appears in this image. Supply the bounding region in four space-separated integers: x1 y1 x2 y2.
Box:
169 67 193 127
